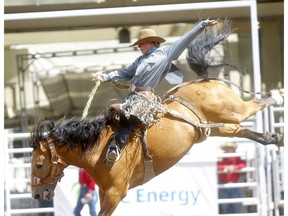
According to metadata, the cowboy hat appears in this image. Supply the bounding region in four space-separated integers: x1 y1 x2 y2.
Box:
220 142 237 150
129 28 166 47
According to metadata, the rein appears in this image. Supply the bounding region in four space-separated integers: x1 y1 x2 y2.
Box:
31 139 69 186
82 80 101 120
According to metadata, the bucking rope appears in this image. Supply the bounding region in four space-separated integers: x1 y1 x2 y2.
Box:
81 72 102 120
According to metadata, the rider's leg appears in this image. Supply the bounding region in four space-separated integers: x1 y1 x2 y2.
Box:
107 125 133 162
106 96 146 162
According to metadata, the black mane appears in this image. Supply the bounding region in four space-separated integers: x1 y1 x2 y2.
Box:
29 117 107 152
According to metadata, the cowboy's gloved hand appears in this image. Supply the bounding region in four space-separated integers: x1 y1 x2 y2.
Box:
96 74 104 82
203 19 217 27
91 72 104 83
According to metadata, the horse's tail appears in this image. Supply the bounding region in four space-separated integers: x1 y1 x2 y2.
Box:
186 19 239 79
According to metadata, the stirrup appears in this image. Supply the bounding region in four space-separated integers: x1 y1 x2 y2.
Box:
106 145 120 163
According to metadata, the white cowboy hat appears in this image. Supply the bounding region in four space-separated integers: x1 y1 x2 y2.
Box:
220 142 237 150
129 28 166 47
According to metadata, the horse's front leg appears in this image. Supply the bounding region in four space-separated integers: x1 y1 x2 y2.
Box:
98 186 128 216
210 124 284 147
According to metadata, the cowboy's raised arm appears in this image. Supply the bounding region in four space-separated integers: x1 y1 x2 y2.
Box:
165 19 217 61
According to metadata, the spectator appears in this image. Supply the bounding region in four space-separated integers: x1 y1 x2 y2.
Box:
217 142 246 214
74 169 97 216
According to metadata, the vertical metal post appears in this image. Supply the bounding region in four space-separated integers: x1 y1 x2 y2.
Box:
4 131 11 216
249 1 268 215
32 71 40 126
16 55 29 133
272 150 280 216
1 133 6 216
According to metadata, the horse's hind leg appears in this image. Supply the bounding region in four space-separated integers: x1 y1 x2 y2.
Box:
210 124 284 147
202 88 284 125
252 89 284 109
230 90 284 124
241 89 283 120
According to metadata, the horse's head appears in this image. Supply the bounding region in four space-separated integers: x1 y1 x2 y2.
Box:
29 118 106 201
29 120 69 201
30 139 68 201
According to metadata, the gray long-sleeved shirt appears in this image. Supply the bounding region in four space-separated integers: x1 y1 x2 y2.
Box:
102 20 209 89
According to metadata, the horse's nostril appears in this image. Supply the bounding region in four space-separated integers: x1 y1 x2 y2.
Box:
33 194 40 199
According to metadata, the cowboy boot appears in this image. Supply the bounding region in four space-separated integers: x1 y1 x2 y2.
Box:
106 126 132 162
106 138 120 162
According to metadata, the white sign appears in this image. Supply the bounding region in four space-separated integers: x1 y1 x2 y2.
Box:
114 159 217 216
55 156 217 216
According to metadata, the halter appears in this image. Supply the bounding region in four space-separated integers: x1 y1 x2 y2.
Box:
31 138 69 186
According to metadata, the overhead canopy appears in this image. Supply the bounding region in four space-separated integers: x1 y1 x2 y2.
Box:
4 2 283 33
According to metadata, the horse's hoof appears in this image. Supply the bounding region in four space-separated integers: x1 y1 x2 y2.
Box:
279 88 284 97
276 133 284 147
271 89 284 105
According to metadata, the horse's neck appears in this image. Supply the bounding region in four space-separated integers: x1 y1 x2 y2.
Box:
57 126 113 170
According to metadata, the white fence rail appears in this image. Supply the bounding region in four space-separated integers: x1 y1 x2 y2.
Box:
3 132 54 216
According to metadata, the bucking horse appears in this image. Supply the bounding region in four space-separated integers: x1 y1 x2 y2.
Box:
29 19 284 215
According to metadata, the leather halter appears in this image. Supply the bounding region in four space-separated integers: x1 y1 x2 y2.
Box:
31 139 69 186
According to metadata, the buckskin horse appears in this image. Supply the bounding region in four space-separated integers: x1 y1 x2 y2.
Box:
29 20 284 215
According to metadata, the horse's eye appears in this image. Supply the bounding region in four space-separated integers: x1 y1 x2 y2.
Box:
36 163 43 169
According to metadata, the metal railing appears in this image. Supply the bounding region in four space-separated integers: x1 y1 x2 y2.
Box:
216 149 260 215
3 132 54 216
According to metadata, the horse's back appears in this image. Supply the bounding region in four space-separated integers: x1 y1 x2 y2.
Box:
172 80 249 123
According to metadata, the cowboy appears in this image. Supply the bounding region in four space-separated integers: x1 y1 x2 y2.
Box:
95 19 217 162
